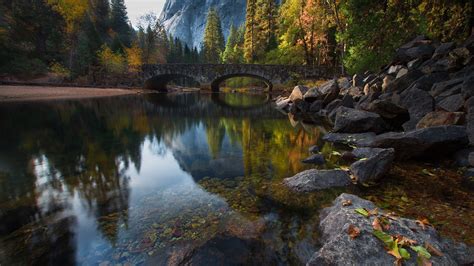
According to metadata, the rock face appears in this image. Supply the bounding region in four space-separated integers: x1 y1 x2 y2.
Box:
307 194 473 265
160 0 247 49
350 148 395 184
284 170 351 192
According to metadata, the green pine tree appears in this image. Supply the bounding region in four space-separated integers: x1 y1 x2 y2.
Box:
110 0 131 50
202 7 225 63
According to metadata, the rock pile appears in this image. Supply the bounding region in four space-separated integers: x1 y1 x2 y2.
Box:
277 34 474 187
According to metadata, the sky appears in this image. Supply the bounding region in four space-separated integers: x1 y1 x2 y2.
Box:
124 0 167 26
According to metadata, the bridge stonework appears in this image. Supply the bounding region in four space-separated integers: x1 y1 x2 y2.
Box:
142 64 334 91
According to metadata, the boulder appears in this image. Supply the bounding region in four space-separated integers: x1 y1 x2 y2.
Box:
431 78 464 97
323 132 376 147
407 58 422 69
385 69 424 93
395 68 409 79
437 93 464 112
363 126 469 160
341 94 354 108
387 65 404 75
452 148 474 167
303 87 321 101
432 42 455 59
289 85 309 102
470 152 474 167
309 100 323 112
352 74 364 87
334 107 387 134
284 169 351 192
307 194 473 266
399 88 435 130
367 99 409 120
350 148 395 184
355 92 381 110
463 169 474 190
462 75 474 99
301 154 326 165
326 99 343 113
308 145 319 154
421 56 460 73
338 77 351 90
319 79 339 95
396 44 435 63
347 86 363 97
381 76 393 91
416 111 464 129
407 72 449 91
467 97 474 145
275 97 290 110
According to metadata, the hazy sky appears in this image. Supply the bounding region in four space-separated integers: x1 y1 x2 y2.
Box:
124 0 166 26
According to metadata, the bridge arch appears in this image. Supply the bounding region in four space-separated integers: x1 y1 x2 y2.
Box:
144 74 200 91
210 73 273 92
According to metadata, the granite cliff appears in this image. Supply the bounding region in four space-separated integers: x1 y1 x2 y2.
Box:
159 0 247 49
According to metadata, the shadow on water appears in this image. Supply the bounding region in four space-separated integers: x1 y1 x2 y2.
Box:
0 92 472 265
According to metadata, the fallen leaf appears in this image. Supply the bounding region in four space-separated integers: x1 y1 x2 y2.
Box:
373 230 394 247
417 255 433 266
347 224 360 239
387 239 402 259
399 247 411 260
396 235 417 246
373 217 383 231
342 200 352 207
424 242 443 257
416 218 432 230
411 245 431 259
355 208 369 217
382 212 399 221
368 208 379 216
421 169 435 176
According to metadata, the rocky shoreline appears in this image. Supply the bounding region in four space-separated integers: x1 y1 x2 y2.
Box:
275 34 474 264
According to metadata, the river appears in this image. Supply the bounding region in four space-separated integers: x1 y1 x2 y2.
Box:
0 92 472 265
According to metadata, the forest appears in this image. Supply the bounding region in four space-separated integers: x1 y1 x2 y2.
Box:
0 0 472 82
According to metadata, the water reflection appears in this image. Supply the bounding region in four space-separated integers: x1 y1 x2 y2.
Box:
0 93 328 265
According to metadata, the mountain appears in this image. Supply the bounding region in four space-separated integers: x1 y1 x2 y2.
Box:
159 0 247 49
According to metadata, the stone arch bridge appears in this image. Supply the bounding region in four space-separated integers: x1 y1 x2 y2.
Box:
142 64 335 91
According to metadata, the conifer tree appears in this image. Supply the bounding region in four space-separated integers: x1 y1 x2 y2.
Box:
110 0 131 49
223 24 245 63
202 7 225 63
244 0 257 62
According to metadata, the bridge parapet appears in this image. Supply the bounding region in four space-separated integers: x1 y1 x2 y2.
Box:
142 64 335 91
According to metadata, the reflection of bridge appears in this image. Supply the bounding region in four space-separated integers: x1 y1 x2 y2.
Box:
142 64 334 91
144 93 279 118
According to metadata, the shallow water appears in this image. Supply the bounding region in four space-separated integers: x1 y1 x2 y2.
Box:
0 92 472 265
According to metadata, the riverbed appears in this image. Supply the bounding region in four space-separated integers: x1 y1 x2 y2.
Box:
0 92 472 265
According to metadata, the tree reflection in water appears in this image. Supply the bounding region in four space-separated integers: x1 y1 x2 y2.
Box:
0 93 328 264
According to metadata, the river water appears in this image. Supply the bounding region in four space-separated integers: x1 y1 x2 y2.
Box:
0 93 472 265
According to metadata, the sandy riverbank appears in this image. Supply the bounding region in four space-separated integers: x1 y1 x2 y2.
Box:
0 85 143 102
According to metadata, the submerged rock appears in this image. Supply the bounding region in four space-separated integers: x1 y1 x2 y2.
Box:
307 193 473 265
301 154 326 165
350 148 395 184
323 132 376 147
364 126 469 160
334 107 387 134
284 169 351 192
308 145 320 154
